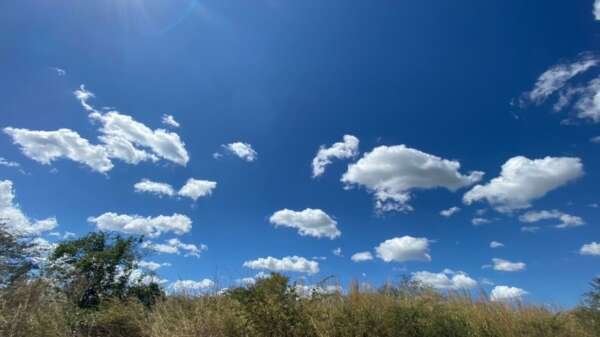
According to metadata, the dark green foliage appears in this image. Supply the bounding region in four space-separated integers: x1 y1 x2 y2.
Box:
0 222 35 287
227 273 315 337
48 232 161 308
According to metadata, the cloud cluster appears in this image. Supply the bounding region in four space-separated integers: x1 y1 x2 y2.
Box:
4 85 189 173
143 238 207 257
411 269 477 290
312 135 359 177
170 279 215 292
463 156 583 212
0 180 57 235
519 53 600 123
490 285 528 302
134 178 217 202
375 236 431 262
519 210 584 229
491 258 526 272
342 145 483 212
269 208 341 239
243 256 319 274
88 212 192 238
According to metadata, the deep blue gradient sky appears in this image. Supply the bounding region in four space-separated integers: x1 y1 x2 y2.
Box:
1 0 600 306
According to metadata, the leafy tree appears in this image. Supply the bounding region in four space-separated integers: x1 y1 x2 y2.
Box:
583 276 600 311
0 221 35 287
48 231 162 308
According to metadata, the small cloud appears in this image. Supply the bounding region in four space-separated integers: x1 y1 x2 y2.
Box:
440 206 460 217
161 114 180 128
472 217 491 226
490 241 504 248
332 247 343 257
521 226 541 233
490 285 528 302
350 251 373 262
51 67 66 76
221 142 257 162
491 258 526 272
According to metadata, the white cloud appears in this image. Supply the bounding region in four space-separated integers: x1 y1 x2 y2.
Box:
332 247 343 257
134 179 175 197
521 226 540 233
490 285 528 302
138 260 170 271
0 180 58 235
375 236 431 263
342 145 483 212
52 67 66 76
472 217 491 226
90 110 189 166
243 256 319 274
580 242 600 256
591 136 600 143
161 114 180 128
170 279 215 292
74 84 95 112
0 157 20 168
490 241 504 248
133 178 217 202
492 258 526 272
411 270 477 290
521 55 598 105
312 135 359 177
269 208 341 239
519 210 584 229
88 213 192 238
350 251 373 262
143 238 207 257
595 0 600 21
178 178 217 201
294 284 342 298
222 142 257 162
463 156 583 213
440 206 460 217
3 127 113 173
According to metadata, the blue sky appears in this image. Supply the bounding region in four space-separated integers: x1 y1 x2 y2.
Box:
1 0 600 306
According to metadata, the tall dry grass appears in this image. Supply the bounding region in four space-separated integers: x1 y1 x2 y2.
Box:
0 279 596 337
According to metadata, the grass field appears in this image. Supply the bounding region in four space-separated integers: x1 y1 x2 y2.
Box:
2 275 598 337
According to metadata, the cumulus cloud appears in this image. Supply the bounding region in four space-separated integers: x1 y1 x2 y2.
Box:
161 114 180 128
350 251 373 262
178 178 217 201
269 208 341 239
170 279 215 292
490 241 504 248
134 178 217 201
4 85 190 173
519 210 584 229
342 145 483 212
440 206 460 217
0 180 58 235
375 236 431 263
312 135 359 177
492 258 526 272
88 213 192 238
411 269 477 290
463 156 583 213
243 256 319 274
3 127 113 173
138 260 171 271
490 285 528 302
580 242 600 256
134 179 175 197
90 110 188 165
221 142 257 162
143 238 207 257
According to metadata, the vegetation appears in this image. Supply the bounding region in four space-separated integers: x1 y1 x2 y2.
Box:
1 226 599 337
